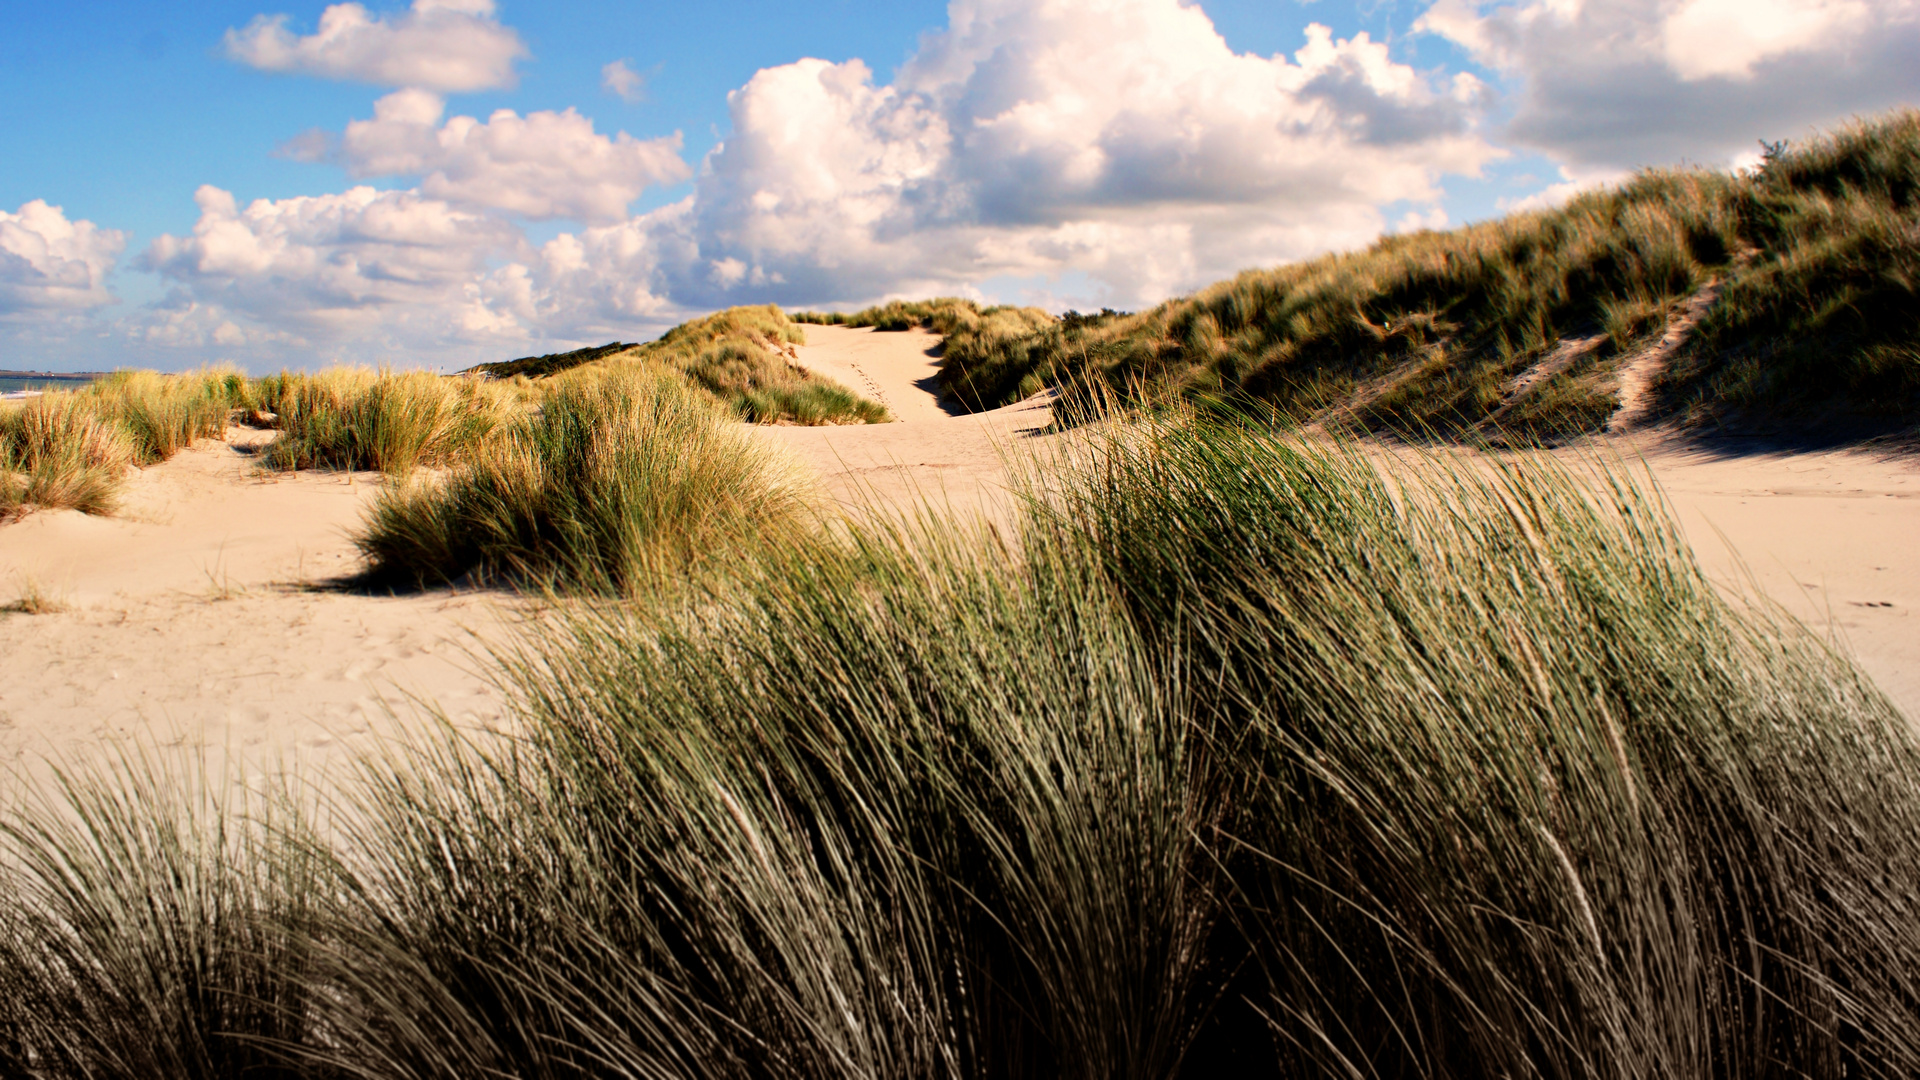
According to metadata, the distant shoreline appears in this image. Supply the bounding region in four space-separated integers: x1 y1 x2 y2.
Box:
0 370 109 381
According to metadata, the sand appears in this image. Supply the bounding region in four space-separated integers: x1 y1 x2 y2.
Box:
0 324 1913 776
0 428 517 775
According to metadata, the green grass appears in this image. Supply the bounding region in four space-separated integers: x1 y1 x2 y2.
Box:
5 416 1916 1077
924 109 1920 440
470 305 890 425
0 368 249 518
253 368 519 475
356 362 816 591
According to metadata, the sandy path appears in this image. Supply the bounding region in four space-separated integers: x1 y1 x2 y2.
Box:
760 324 1055 520
1634 441 1918 713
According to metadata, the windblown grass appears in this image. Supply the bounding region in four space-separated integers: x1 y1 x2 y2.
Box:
0 368 250 517
0 747 332 1080
928 109 1920 439
8 416 1912 1078
356 363 815 591
254 368 519 476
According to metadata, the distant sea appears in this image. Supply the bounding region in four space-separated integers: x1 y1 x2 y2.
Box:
0 374 106 394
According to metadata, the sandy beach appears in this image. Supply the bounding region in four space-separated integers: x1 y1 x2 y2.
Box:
1 324 1913 773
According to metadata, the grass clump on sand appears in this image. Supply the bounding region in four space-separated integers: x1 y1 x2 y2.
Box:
470 305 890 425
357 363 814 591
7 415 1918 1077
0 368 250 517
253 368 521 476
0 394 136 516
927 110 1920 439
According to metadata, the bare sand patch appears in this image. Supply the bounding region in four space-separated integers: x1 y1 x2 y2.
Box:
1625 438 1919 716
0 432 516 774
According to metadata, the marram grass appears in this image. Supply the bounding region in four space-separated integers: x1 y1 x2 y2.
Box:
3 418 1918 1079
922 110 1920 438
0 367 248 517
356 362 816 592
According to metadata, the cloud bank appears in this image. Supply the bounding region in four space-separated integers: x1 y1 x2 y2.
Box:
14 0 1912 369
151 0 1502 361
1418 0 1920 168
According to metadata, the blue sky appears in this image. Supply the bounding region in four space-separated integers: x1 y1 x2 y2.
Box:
2 0 1915 371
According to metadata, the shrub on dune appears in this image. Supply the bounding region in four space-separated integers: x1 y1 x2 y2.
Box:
254 368 515 475
0 393 135 516
357 364 814 591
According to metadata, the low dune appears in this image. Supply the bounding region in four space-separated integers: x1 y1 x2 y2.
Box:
0 428 516 773
0 324 1913 774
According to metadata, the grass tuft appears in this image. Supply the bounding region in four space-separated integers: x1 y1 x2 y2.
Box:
254 368 517 476
356 363 815 591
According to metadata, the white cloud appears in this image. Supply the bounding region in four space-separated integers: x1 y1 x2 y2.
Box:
336 90 691 222
140 184 530 352
1417 0 1920 168
1662 0 1876 81
0 200 126 318
129 0 1508 363
1499 162 1630 212
225 0 527 92
602 59 646 103
634 0 1499 310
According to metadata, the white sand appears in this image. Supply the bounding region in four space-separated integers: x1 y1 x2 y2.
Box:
0 325 1912 776
0 429 516 774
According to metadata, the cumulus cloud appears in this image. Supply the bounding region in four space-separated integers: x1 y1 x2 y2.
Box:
0 200 126 318
602 59 646 103
141 184 530 349
335 89 691 222
638 0 1499 310
141 0 1507 361
1417 0 1920 169
225 0 527 92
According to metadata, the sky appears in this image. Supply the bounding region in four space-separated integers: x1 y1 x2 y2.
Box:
3 0 1916 373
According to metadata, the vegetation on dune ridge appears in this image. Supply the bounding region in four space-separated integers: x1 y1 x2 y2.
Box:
0 314 879 522
6 416 1920 1076
462 339 641 380
843 111 1920 440
466 305 891 425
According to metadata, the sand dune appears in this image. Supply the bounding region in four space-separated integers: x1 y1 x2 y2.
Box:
0 326 1912 774
0 430 515 774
